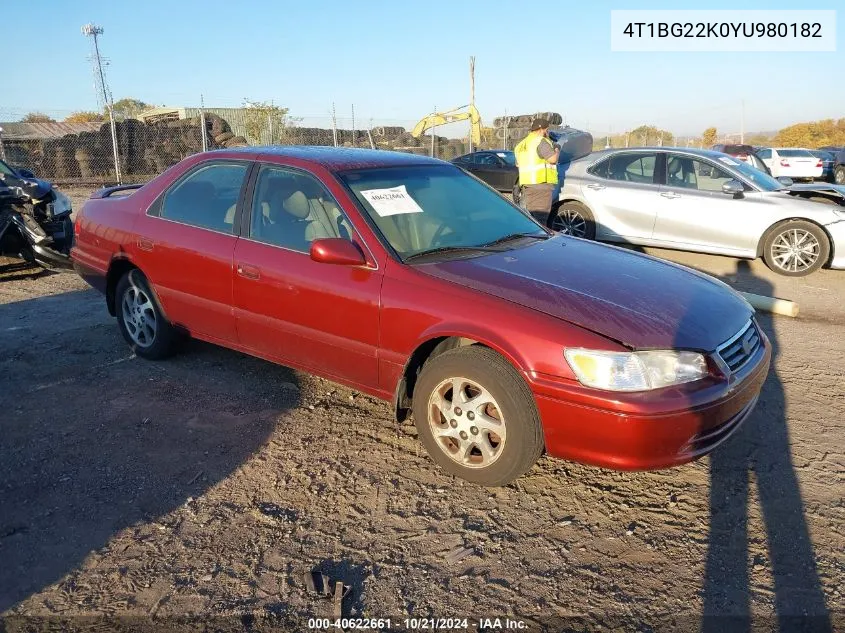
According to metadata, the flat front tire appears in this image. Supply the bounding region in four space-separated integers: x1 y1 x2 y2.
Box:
412 346 544 486
115 269 179 359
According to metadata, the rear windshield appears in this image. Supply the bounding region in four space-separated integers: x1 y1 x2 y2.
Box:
777 149 814 157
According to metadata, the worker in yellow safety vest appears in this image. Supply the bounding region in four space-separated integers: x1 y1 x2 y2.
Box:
514 118 560 219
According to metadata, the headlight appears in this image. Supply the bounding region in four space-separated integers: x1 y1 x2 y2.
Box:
52 191 73 215
563 348 708 392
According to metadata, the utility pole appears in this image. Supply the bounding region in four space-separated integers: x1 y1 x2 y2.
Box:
431 105 436 157
351 104 356 148
82 23 121 183
740 99 745 143
331 103 338 147
200 94 207 152
469 56 475 153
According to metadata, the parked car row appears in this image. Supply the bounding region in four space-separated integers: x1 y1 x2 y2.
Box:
70 146 772 486
712 143 845 184
546 147 845 277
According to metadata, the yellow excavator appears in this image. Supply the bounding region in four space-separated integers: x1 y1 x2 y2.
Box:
410 104 482 147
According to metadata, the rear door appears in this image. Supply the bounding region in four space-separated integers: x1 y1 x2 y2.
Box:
581 151 661 240
652 153 760 254
231 162 383 389
132 159 251 344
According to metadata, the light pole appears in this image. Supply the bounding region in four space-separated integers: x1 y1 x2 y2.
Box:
82 23 122 183
0 126 6 162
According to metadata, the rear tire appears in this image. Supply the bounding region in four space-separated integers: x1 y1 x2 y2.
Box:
115 269 180 359
411 346 544 486
548 200 596 240
835 166 845 185
762 220 829 277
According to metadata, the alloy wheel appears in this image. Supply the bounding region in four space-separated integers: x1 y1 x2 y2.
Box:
427 376 506 469
121 283 157 347
552 207 588 237
770 228 821 274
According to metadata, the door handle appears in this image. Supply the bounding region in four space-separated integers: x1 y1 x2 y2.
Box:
586 183 606 190
660 192 681 199
236 262 260 280
137 237 154 251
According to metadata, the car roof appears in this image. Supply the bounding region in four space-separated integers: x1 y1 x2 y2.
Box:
201 145 447 170
583 146 740 160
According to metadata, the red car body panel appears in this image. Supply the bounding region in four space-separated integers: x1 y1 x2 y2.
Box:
71 147 771 471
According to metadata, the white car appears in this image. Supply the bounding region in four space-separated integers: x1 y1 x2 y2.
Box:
757 147 824 181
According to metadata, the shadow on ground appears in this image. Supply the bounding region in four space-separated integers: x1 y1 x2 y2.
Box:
0 290 301 612
701 261 831 632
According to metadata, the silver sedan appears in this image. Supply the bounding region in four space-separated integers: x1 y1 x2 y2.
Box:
547 147 845 276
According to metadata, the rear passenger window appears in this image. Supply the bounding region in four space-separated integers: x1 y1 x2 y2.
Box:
158 162 249 233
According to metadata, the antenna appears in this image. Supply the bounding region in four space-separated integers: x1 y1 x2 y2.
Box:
82 22 122 183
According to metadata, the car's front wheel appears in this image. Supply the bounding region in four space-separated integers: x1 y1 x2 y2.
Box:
835 165 845 185
115 269 180 359
762 220 830 276
412 345 544 486
548 201 596 239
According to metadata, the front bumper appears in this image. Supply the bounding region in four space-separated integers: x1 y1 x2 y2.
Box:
825 220 845 269
530 327 772 471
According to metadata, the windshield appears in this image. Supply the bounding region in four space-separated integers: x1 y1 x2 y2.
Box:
338 164 547 260
728 158 785 191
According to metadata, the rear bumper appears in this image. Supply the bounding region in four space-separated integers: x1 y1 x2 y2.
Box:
531 329 772 470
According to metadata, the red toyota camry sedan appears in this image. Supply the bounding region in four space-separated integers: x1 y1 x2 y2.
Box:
71 147 771 486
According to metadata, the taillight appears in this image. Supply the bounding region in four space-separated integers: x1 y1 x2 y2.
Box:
737 153 747 159
816 160 823 168
780 159 790 167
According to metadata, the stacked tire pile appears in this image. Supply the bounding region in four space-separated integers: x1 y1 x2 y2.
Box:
492 112 563 148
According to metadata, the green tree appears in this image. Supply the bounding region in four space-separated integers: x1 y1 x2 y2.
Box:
702 127 718 147
108 98 151 121
242 100 298 144
64 111 105 123
21 112 56 123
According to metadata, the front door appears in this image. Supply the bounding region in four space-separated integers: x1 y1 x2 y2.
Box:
231 163 382 390
652 153 760 255
132 159 250 344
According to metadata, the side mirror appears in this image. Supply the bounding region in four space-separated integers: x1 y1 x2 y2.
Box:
309 238 366 266
777 176 794 187
16 168 35 179
722 179 745 197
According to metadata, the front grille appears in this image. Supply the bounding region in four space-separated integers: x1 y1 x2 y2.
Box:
717 320 761 373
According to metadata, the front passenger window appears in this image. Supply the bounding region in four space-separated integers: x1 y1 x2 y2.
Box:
249 165 354 253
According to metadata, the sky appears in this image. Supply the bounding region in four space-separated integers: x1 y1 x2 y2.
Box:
1 0 842 138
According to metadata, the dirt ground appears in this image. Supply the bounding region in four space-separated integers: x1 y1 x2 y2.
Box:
0 188 843 632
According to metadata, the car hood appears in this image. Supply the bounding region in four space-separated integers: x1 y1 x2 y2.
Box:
418 236 753 351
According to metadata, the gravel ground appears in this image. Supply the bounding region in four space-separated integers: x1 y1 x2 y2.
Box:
0 188 842 632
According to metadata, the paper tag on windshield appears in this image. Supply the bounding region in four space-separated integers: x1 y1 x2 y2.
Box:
719 157 740 166
360 185 424 217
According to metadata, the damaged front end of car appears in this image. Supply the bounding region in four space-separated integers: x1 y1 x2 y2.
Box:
0 173 74 271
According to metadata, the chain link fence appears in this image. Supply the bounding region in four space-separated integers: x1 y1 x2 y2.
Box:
1 106 605 187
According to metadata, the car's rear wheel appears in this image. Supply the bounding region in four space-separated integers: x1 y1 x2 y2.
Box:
115 269 179 359
411 345 544 486
548 201 596 239
835 166 845 185
762 220 830 277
